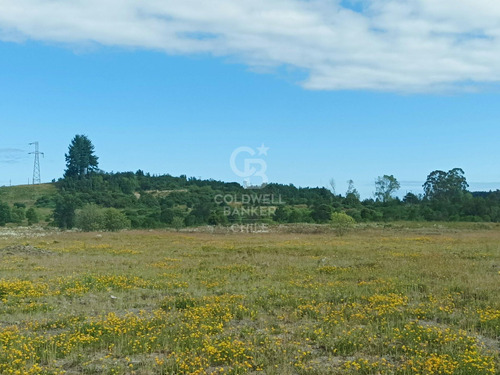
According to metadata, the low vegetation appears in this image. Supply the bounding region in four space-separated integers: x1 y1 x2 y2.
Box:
0 225 498 374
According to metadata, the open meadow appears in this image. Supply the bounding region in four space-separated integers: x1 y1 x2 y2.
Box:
0 225 499 374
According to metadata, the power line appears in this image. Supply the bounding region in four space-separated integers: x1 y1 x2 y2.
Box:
29 142 44 185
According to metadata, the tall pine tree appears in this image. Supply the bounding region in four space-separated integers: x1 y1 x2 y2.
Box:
64 135 99 178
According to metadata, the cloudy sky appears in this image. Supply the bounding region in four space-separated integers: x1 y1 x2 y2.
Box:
1 0 500 197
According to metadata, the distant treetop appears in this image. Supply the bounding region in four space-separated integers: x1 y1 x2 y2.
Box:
64 135 99 178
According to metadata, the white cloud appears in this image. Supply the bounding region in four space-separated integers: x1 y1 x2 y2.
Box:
1 0 500 92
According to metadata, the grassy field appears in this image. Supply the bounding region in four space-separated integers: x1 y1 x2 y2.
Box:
0 226 499 374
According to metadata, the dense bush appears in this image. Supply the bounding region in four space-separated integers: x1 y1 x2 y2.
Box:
76 205 130 232
10 204 26 224
26 207 40 226
103 208 131 231
0 201 11 226
331 212 356 236
76 204 104 231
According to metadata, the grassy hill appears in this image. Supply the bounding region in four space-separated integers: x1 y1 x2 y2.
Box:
0 183 57 206
0 183 57 224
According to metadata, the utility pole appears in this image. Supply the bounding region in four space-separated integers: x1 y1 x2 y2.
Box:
29 142 44 185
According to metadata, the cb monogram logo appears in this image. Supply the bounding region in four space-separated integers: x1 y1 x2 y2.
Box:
229 144 269 189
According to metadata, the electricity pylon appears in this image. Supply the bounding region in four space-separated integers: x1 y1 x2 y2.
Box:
29 142 44 185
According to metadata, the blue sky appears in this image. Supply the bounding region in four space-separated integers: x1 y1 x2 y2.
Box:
1 1 500 198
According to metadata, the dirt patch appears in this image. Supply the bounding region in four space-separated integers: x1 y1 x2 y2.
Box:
0 244 54 255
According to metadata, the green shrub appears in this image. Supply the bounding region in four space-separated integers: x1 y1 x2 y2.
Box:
172 216 185 231
10 205 26 224
53 194 79 229
76 204 104 231
103 208 130 231
76 205 130 232
0 201 11 226
26 207 40 226
331 212 356 236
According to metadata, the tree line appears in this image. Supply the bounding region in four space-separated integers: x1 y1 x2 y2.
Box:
2 134 500 229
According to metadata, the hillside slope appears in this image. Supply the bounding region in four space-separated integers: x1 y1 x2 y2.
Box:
0 183 57 206
0 183 57 224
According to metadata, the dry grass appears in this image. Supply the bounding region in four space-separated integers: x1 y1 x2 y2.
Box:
0 226 498 374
